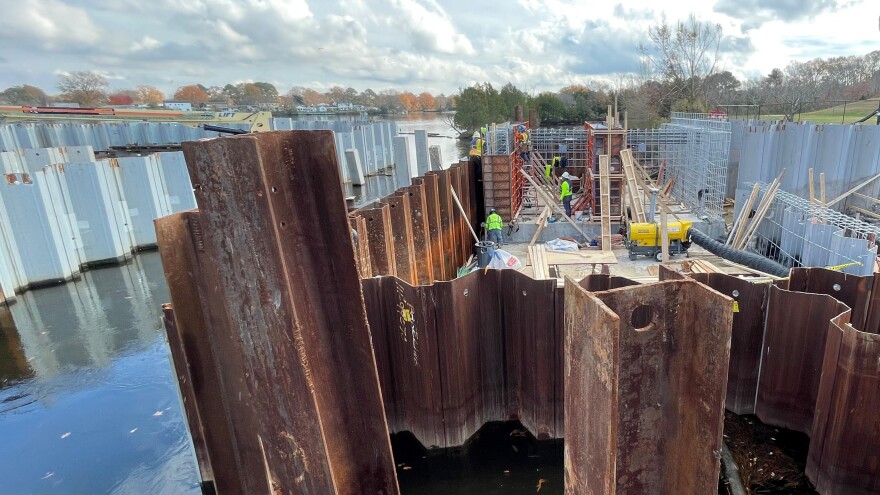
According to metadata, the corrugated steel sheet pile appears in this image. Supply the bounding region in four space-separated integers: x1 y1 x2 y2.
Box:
156 130 879 494
0 147 196 301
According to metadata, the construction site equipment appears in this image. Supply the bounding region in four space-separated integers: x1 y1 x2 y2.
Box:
624 220 692 261
689 228 790 277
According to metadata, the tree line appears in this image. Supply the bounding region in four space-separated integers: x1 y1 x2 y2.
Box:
0 72 456 114
2 15 878 125
455 15 880 130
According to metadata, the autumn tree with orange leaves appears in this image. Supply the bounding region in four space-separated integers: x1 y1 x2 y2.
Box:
173 85 209 106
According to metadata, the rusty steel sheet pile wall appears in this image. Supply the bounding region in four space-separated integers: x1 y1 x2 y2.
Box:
352 164 477 284
808 314 880 495
658 265 880 494
756 286 851 434
658 265 769 415
158 131 399 494
564 279 733 495
362 269 568 448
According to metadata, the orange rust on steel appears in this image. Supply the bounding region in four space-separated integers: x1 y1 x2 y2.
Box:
360 270 593 448
449 164 470 266
179 131 398 495
385 192 417 285
428 170 456 279
447 167 466 269
864 274 880 334
413 176 445 281
659 266 770 415
349 215 372 278
403 183 434 285
156 211 260 494
564 279 732 495
756 286 850 434
356 203 397 277
807 312 880 494
362 276 446 447
788 267 873 331
160 304 215 488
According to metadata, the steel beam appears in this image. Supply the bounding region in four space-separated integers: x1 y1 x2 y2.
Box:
564 279 732 494
175 131 398 495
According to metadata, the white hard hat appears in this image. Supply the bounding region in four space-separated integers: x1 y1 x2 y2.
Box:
561 172 572 180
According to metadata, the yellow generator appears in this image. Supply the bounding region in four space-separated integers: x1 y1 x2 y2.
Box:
624 220 693 261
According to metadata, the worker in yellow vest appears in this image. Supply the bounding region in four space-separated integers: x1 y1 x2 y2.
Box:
469 130 484 157
485 208 504 246
560 172 573 217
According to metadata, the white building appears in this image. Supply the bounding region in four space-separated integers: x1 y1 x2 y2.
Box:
163 101 192 111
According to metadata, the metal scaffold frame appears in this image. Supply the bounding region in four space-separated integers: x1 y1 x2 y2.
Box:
743 183 880 275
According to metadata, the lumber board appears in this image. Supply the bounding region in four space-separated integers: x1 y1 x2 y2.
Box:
599 154 612 252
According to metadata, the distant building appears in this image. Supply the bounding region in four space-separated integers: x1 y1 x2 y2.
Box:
163 101 192 111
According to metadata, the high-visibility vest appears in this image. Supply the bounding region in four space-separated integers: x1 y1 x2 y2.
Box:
470 138 484 156
486 212 503 231
552 156 561 167
560 180 572 200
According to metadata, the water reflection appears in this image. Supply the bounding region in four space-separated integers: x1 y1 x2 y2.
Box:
0 251 200 495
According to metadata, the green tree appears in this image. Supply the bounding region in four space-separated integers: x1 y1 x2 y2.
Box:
453 83 515 131
533 92 567 122
0 85 48 106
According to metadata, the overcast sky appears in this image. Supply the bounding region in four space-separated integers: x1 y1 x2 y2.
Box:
1 0 878 96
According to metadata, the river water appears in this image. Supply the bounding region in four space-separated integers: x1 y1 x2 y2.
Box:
0 114 564 495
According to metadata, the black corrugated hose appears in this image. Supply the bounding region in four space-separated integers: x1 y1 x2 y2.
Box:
688 228 790 278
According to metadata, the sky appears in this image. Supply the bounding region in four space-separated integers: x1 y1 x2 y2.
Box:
0 0 878 97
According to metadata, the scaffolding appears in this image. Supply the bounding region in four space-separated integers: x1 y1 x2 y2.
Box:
627 113 731 222
743 183 879 275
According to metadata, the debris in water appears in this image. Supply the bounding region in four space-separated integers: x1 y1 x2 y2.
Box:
129 428 138 434
60 432 70 439
41 472 54 479
153 410 163 416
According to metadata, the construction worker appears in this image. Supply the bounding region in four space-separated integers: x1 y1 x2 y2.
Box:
469 130 484 157
485 208 504 246
560 172 573 217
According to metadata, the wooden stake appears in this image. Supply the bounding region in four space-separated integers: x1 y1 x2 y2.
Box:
727 183 761 246
660 207 669 263
809 168 815 204
820 172 826 207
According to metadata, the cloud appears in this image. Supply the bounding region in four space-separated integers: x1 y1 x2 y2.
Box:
714 0 844 29
0 0 100 49
387 0 475 55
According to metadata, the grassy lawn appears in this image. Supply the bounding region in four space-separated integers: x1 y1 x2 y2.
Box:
737 99 880 124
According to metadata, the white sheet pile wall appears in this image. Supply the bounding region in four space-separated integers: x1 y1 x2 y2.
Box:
0 120 401 187
0 147 197 302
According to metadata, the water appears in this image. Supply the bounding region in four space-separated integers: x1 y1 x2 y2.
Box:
0 252 202 495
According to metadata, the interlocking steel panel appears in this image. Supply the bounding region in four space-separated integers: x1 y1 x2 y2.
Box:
171 131 399 494
565 279 732 495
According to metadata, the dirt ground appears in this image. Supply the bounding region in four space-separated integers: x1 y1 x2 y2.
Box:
723 412 818 494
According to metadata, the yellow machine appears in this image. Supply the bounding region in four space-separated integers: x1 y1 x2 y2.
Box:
625 220 693 261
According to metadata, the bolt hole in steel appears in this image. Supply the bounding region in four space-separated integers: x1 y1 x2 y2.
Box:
631 304 654 332
732 290 740 298
279 221 286 228
833 283 841 291
271 186 277 192
463 289 469 296
522 290 527 296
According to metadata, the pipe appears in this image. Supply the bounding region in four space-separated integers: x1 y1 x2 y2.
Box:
721 442 748 495
689 228 790 278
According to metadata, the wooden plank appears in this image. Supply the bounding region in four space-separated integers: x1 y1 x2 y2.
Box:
827 172 880 207
736 170 785 250
543 249 617 265
727 183 760 246
809 168 816 204
519 168 594 243
621 149 646 222
660 207 669 263
529 206 551 246
599 154 612 252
